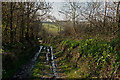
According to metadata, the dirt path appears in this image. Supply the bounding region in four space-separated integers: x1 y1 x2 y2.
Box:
32 46 66 79
12 46 66 79
12 46 43 79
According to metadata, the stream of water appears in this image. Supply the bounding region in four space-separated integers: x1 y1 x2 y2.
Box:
12 46 43 79
12 45 57 79
46 46 57 79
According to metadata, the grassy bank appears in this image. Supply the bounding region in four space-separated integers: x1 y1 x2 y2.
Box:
43 23 59 34
48 36 120 78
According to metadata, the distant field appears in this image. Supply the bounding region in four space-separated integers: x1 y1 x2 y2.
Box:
43 23 59 33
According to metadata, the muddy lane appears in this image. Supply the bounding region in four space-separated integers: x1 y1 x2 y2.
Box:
32 46 58 80
12 45 59 80
12 46 43 79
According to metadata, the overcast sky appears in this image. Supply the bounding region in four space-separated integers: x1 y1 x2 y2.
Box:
45 0 118 21
45 0 118 2
49 2 65 20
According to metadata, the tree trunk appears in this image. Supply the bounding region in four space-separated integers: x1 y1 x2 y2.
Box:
116 3 119 23
26 3 30 40
104 0 107 27
21 15 25 41
72 2 77 37
30 27 34 40
104 0 107 34
118 2 120 50
4 22 8 42
10 2 13 43
20 14 25 42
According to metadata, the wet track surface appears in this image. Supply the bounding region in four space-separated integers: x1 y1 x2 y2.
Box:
12 46 61 80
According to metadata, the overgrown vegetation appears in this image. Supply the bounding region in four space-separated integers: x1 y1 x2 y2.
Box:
47 36 120 78
2 1 120 79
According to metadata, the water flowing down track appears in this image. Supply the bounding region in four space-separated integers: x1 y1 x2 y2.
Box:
12 46 43 79
47 46 57 79
12 46 60 79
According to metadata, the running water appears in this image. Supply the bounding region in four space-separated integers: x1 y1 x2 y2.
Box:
13 45 57 79
50 46 57 79
13 46 43 79
46 48 49 61
32 46 43 61
45 46 57 79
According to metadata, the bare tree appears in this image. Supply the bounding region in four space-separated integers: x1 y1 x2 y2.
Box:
2 1 52 43
59 1 81 37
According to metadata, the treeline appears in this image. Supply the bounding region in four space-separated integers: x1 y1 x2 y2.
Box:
58 2 120 41
2 2 51 44
2 2 52 79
